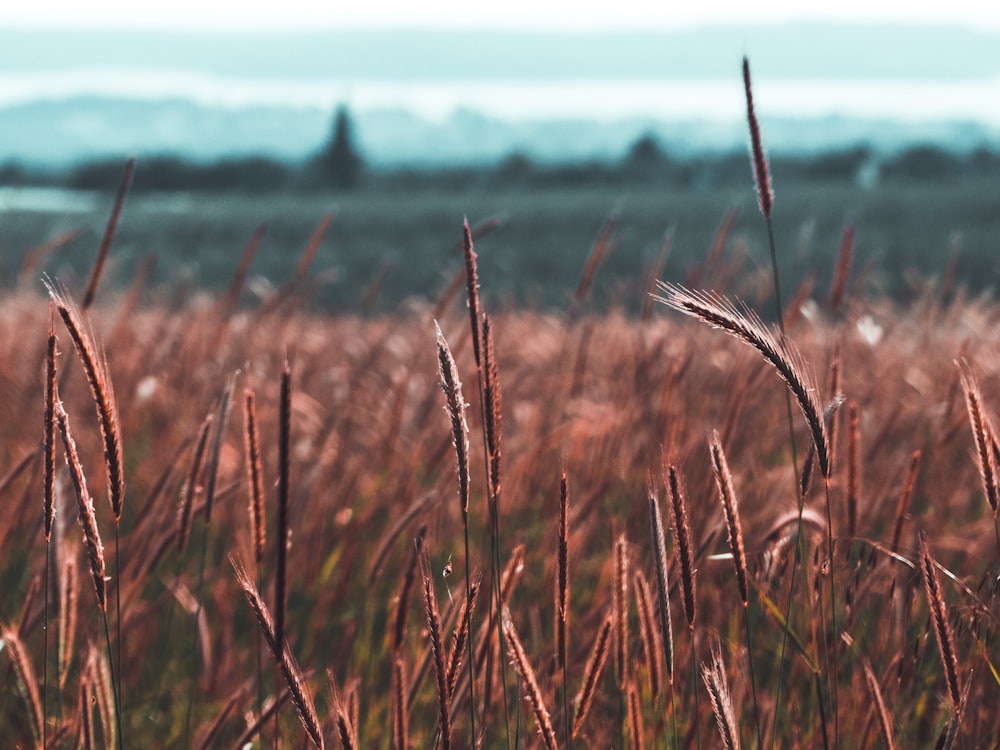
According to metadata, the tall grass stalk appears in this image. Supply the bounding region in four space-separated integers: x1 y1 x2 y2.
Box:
435 321 477 744
55 403 123 750
42 307 57 747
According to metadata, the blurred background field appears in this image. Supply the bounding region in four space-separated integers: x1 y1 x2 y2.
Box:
4 165 1000 314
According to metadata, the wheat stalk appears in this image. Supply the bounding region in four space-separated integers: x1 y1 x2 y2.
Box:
572 613 612 739
504 612 558 750
702 641 740 750
242 388 266 567
55 403 106 611
647 488 675 684
667 465 697 629
46 280 125 522
420 559 451 750
232 559 324 748
958 360 998 515
918 532 962 710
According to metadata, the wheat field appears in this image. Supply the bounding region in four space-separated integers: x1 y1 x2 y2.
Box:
2 64 1000 750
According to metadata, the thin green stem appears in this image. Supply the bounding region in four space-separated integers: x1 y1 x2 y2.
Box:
462 510 477 744
742 601 763 750
823 479 840 747
43 541 50 749
762 212 815 750
114 524 123 730
102 609 124 750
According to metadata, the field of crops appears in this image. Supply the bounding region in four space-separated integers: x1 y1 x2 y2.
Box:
3 66 1000 747
1 168 999 747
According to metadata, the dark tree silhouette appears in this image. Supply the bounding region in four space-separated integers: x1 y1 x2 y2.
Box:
318 105 363 190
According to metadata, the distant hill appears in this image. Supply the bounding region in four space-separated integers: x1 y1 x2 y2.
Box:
0 97 997 169
2 23 1000 167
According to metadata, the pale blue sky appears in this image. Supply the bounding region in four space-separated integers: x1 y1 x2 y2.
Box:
4 0 1000 32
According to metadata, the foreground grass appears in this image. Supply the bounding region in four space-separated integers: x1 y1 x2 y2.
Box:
0 253 998 746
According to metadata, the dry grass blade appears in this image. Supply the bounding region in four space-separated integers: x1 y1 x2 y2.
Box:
648 489 675 684
369 493 435 586
446 574 480 700
82 157 135 310
634 570 662 701
890 450 922 553
242 388 266 567
847 400 861 538
3 626 44 745
421 561 451 750
627 680 645 750
393 526 427 653
59 549 80 689
918 532 962 710
829 224 855 314
435 323 471 516
613 533 630 688
328 670 357 750
482 314 503 500
958 360 998 515
742 56 773 219
462 218 482 369
572 613 613 739
44 307 57 541
556 471 569 673
55 403 106 611
860 656 895 750
710 431 748 606
656 283 830 478
177 413 214 554
574 210 618 307
503 612 558 750
232 559 324 748
702 641 740 750
276 360 291 667
46 281 125 521
668 465 697 629
392 658 409 750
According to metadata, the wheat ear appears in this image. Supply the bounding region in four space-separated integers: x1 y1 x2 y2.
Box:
918 532 962 710
232 559 324 748
55 404 106 611
958 360 998 515
702 641 740 750
46 281 125 522
504 612 559 750
571 614 612 739
242 388 266 567
421 560 451 750
656 284 830 478
743 56 773 220
3 626 44 746
667 465 697 629
648 488 675 684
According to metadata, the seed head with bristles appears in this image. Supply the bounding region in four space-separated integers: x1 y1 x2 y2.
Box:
55 403 106 611
656 284 831 478
668 465 697 629
45 279 125 523
743 55 773 219
918 532 962 711
709 431 748 606
435 322 470 516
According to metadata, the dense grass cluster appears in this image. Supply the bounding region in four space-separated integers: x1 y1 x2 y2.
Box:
0 221 999 746
3 62 1000 750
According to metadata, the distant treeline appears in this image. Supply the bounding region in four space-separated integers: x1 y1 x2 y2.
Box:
3 136 1000 194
